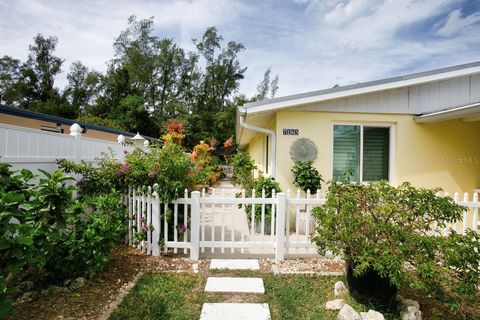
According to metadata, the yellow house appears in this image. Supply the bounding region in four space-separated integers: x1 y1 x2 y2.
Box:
236 61 480 194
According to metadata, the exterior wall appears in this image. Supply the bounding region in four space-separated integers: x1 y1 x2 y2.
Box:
245 117 276 178
295 74 480 115
265 110 480 194
0 113 122 142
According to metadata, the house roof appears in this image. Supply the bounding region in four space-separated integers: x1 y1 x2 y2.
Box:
236 60 480 147
241 60 480 114
0 104 141 138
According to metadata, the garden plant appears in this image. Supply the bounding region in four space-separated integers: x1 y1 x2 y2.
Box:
291 160 324 194
0 164 127 318
312 178 480 314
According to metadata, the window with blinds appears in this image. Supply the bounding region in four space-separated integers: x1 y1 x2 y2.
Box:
333 125 390 182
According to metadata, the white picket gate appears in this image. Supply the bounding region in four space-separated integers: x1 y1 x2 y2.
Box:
126 187 480 261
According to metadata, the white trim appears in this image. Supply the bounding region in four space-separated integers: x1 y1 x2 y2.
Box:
331 122 396 184
414 102 480 123
243 66 480 114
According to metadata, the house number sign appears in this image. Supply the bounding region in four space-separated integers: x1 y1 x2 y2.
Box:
283 128 299 136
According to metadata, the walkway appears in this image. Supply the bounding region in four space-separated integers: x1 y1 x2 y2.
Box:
200 179 317 258
200 259 271 320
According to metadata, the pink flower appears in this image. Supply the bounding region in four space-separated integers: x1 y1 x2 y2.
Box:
123 150 129 155
139 216 145 222
123 163 129 170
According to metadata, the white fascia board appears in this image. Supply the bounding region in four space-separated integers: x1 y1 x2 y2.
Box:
246 66 480 114
414 103 480 123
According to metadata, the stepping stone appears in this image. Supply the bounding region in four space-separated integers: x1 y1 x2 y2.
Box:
205 277 264 293
210 259 260 270
200 303 271 320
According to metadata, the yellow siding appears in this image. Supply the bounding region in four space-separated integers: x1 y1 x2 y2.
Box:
246 110 480 194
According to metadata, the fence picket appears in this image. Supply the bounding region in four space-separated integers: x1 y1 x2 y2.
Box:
173 201 178 254
241 188 245 254
201 188 206 253
261 189 266 241
221 189 225 254
474 193 479 232
128 186 133 245
305 189 311 240
211 188 216 253
147 187 152 255
271 189 276 243
183 189 188 254
152 189 160 256
462 192 469 234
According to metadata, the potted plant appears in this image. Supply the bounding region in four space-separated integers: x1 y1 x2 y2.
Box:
291 160 324 194
312 179 479 310
247 176 282 235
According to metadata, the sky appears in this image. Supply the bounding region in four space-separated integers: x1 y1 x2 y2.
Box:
1 0 479 98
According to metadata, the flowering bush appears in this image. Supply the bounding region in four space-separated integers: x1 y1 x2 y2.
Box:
162 119 185 145
191 141 221 189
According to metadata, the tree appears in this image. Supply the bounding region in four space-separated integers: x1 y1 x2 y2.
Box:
254 67 279 101
194 27 247 113
26 34 63 102
0 56 21 105
64 61 102 114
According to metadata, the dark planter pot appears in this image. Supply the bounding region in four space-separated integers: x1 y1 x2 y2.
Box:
346 260 398 309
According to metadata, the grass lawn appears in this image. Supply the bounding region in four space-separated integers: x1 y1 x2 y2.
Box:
109 270 394 320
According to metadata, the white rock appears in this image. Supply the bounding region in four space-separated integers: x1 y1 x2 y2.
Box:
399 298 422 320
193 263 199 274
361 309 385 320
338 304 361 320
403 299 420 310
326 299 345 310
401 306 422 320
334 281 347 297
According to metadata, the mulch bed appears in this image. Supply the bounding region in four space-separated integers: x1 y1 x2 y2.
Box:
9 245 204 320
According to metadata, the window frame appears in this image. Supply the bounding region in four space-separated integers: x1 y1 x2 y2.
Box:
332 122 396 183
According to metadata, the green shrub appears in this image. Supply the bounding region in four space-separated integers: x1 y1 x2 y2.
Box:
246 176 282 222
0 164 128 317
232 151 256 191
312 179 479 309
291 161 324 193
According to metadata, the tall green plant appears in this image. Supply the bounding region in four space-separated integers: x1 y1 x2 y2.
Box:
232 151 256 191
291 161 324 193
247 176 281 222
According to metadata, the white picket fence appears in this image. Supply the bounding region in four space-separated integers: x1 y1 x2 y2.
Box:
126 187 480 261
0 123 134 174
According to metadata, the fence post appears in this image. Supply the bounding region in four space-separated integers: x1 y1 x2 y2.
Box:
69 123 82 163
151 189 161 256
276 192 286 261
190 191 201 260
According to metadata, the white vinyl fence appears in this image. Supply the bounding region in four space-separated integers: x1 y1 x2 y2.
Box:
126 187 480 261
0 123 132 174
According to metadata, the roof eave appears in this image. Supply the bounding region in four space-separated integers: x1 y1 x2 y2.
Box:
244 63 480 114
414 102 480 123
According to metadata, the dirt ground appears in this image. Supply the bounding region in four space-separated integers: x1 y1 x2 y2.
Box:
9 245 203 320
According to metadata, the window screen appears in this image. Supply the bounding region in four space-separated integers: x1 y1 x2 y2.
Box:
333 125 360 181
362 127 390 181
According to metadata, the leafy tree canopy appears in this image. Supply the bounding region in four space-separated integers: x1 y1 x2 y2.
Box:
0 16 280 147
